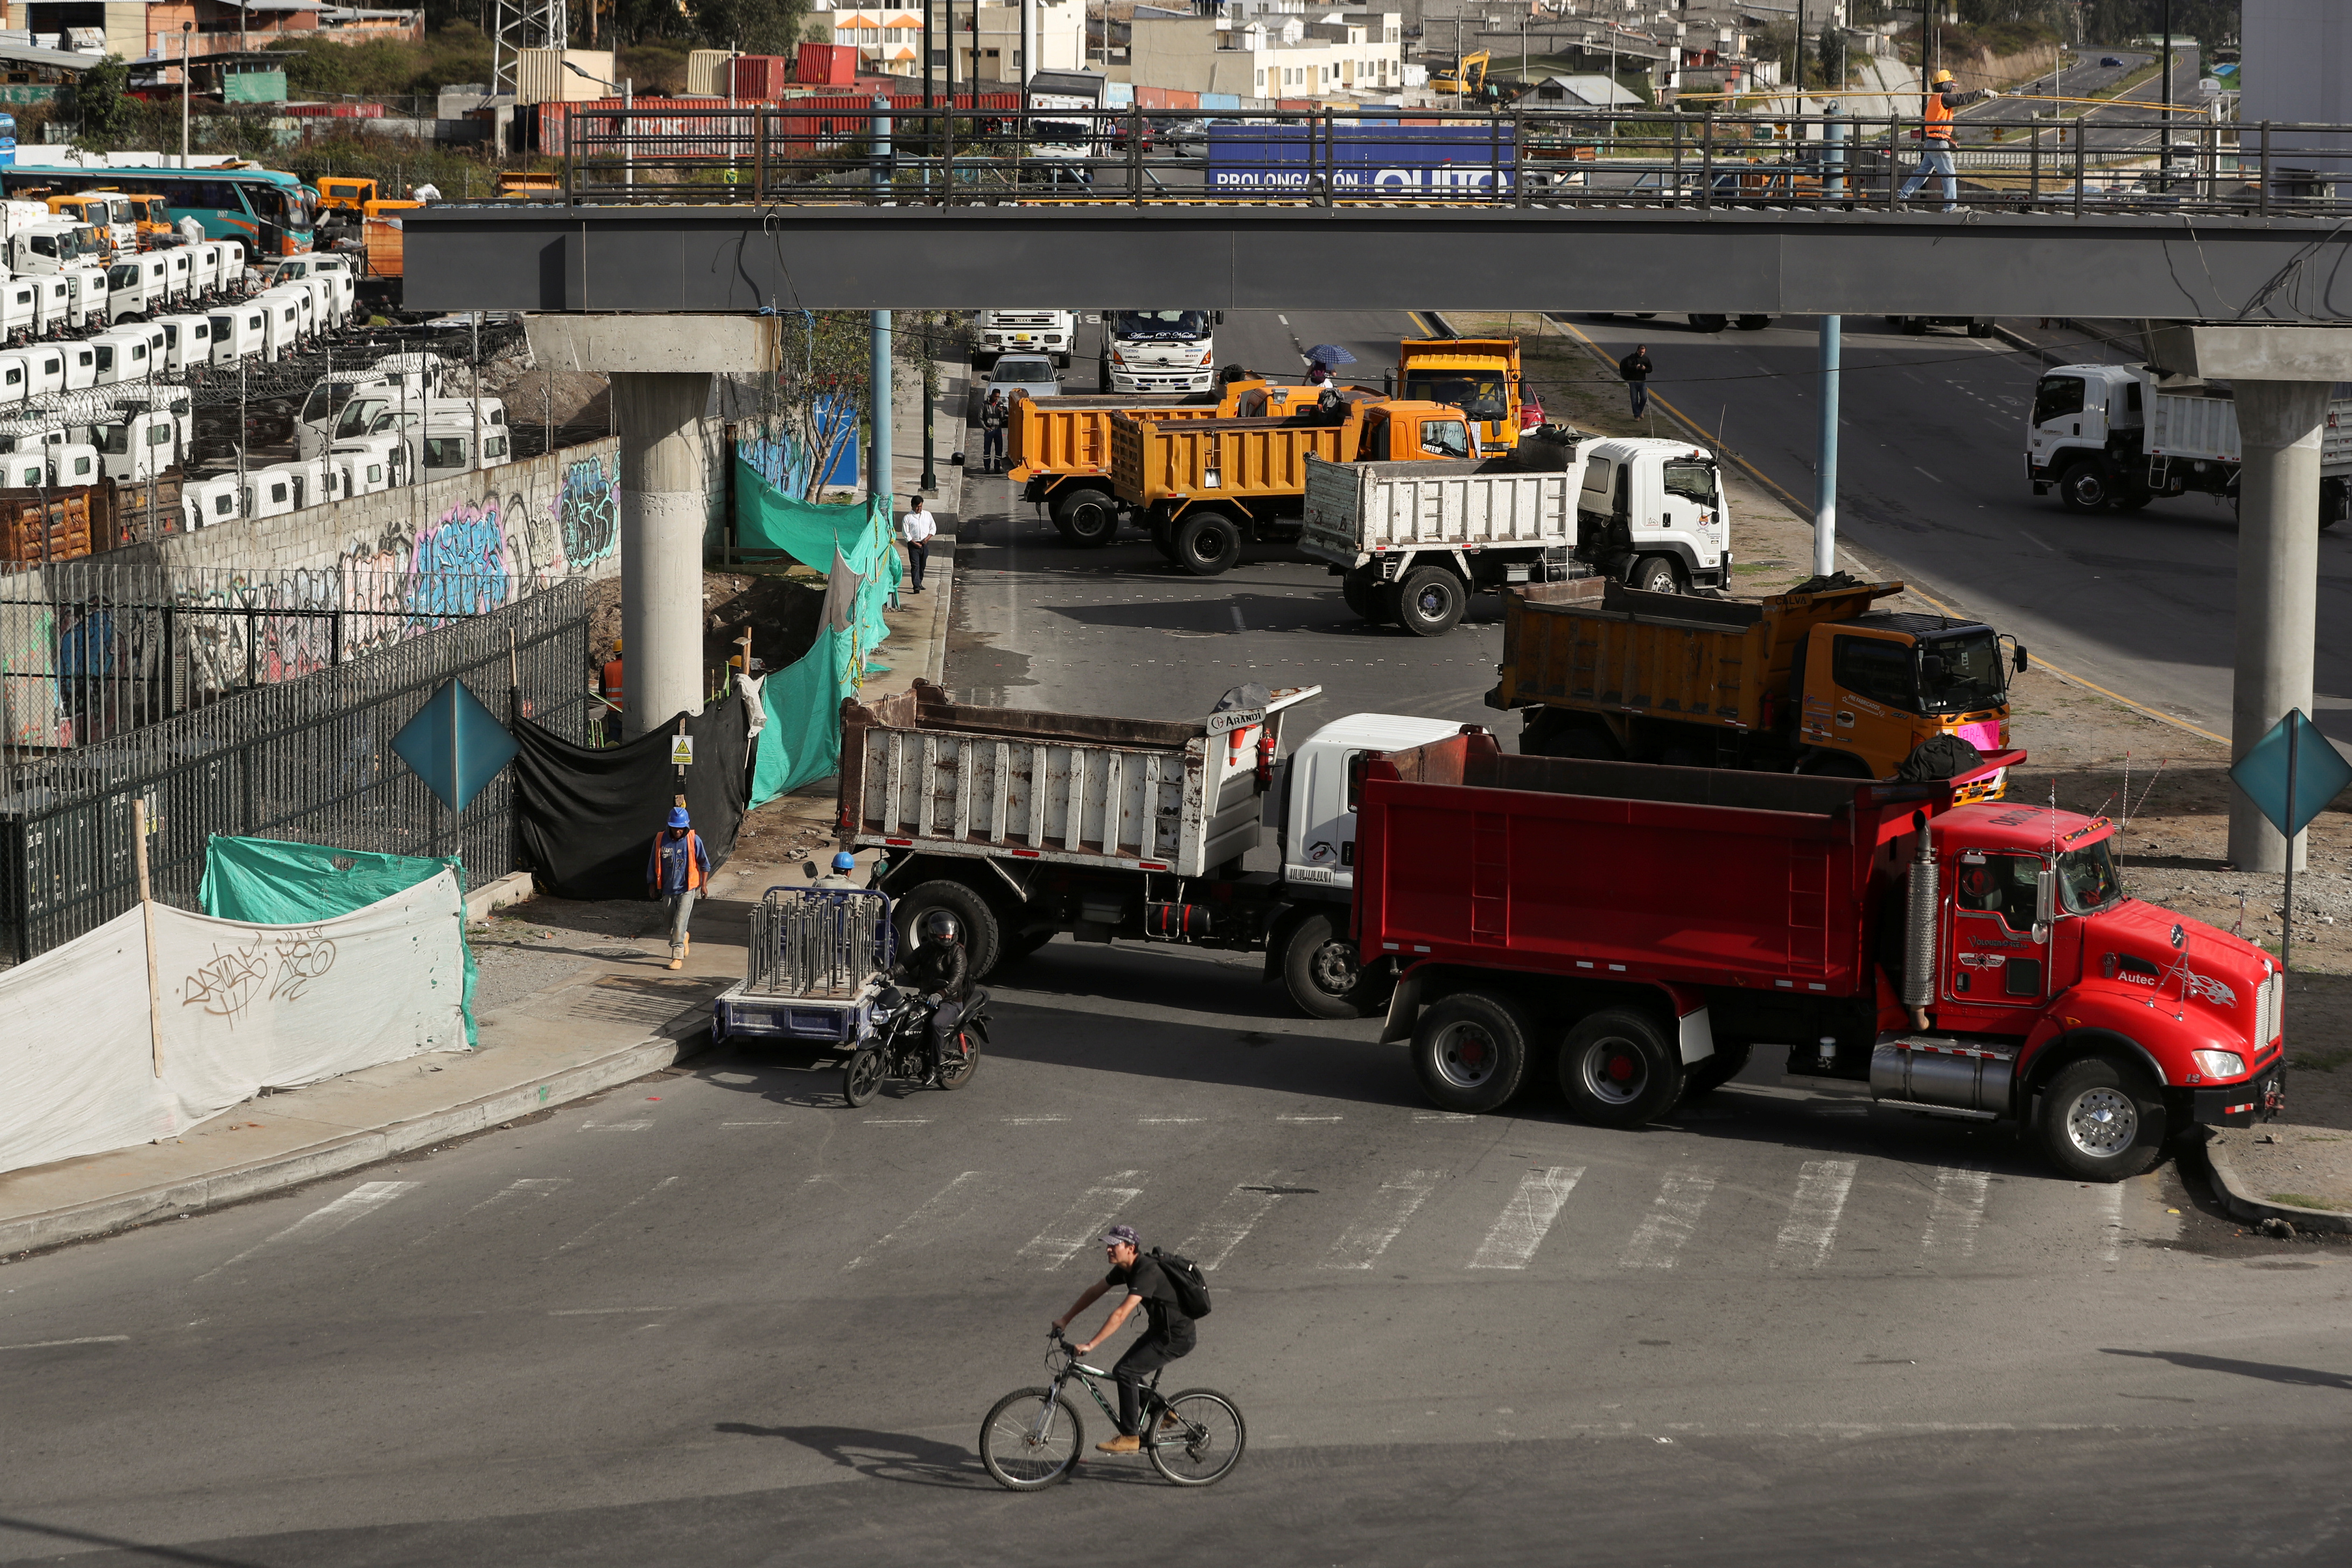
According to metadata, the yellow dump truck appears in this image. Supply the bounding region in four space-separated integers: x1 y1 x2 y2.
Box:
1011 379 1329 547
1396 337 1527 452
1493 576 2022 796
1109 391 1480 576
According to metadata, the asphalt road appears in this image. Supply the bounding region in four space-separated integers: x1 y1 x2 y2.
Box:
1557 310 2352 746
3 934 2343 1566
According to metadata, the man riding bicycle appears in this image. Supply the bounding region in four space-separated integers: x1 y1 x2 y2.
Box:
1052 1224 1195 1454
894 908 975 1086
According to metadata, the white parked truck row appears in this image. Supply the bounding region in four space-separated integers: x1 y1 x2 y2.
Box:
975 308 1075 368
2027 360 2352 520
1299 429 1733 636
1098 310 1222 396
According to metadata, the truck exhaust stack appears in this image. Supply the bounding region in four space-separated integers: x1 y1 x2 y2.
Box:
1902 811 1937 1032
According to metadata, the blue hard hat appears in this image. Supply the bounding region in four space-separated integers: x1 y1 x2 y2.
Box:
832 851 856 871
666 807 690 828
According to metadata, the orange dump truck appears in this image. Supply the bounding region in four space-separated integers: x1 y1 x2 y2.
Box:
1108 391 1482 576
1493 575 2021 797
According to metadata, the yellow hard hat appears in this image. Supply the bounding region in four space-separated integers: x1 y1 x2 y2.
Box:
1932 69 1955 85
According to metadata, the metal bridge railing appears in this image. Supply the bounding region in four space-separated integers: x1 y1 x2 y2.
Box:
542 104 2351 220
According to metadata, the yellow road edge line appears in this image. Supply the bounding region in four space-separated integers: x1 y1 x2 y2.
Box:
1550 316 2228 750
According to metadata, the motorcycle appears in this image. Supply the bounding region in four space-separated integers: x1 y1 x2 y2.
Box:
842 985 990 1107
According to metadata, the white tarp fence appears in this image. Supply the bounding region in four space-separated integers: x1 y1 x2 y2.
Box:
0 870 470 1176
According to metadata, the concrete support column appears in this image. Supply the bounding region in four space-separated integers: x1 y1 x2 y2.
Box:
2229 379 2330 872
612 371 711 740
870 309 893 506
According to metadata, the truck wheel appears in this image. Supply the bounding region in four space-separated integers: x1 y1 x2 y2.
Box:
1173 510 1243 576
1967 320 1995 338
1689 314 1728 333
1629 556 1679 595
1412 992 1530 1114
2035 1056 2165 1181
2058 458 2114 513
1282 910 1383 1020
890 879 1003 981
1558 1007 1684 1129
1053 486 1119 547
1524 716 1623 760
1736 314 1771 331
1388 565 1466 636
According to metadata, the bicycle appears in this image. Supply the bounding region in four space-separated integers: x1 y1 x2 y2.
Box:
978 1329 1245 1490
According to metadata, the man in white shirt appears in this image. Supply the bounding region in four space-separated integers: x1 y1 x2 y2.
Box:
900 493 936 594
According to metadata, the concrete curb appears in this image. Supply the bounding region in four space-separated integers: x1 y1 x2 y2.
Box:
2195 1133 2352 1235
1 1018 716 1258
463 871 535 923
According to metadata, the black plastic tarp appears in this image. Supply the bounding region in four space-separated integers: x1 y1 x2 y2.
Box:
513 697 752 901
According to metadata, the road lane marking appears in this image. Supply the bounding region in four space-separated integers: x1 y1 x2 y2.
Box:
379 1177 570 1267
1468 1166 1585 1270
2019 530 2057 553
0 1336 129 1351
721 1121 795 1126
1914 466 1942 482
1415 1112 1474 1123
1181 1174 1293 1270
199 1180 418 1279
1277 1115 1342 1123
1002 1116 1068 1125
1324 1170 1446 1270
581 1121 654 1132
545 1176 680 1258
845 1171 982 1272
2099 1182 2125 1263
1017 1170 1146 1269
864 1118 932 1126
1771 1160 1858 1270
549 1307 675 1316
1230 606 1247 632
1137 1117 1202 1124
1618 1171 1718 1269
1921 1166 1991 1257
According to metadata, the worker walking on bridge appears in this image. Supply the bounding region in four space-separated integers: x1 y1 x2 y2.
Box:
1898 69 2000 212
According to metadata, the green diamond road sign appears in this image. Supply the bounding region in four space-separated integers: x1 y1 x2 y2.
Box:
2229 709 2352 841
393 679 519 812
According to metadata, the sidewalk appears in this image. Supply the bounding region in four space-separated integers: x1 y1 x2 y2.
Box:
2203 1124 2352 1236
0 355 969 1261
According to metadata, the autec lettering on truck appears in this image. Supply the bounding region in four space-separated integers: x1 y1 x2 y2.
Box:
1359 731 2285 1180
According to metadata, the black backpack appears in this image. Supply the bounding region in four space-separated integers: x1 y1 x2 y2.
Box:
1150 1247 1213 1320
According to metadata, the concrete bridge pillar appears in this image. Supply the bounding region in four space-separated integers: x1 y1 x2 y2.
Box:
2151 326 2352 872
523 314 778 740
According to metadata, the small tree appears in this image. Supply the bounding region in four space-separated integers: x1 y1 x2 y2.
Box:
72 56 139 144
772 310 873 500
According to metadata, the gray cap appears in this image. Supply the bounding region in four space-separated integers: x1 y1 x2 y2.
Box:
1102 1224 1140 1249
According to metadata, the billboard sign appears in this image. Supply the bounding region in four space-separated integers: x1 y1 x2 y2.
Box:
1205 123 1517 196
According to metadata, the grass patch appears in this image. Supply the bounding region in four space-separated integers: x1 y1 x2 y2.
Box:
2266 1192 2347 1212
1731 560 1789 575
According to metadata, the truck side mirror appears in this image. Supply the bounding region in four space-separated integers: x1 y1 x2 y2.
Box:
2012 643 2029 673
802 861 818 880
1213 311 1225 324
2033 866 2055 939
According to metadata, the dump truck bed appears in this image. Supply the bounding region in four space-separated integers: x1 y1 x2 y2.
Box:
840 679 1318 879
1494 577 1901 730
1299 454 1578 569
1110 410 1363 508
1354 729 1990 993
1006 394 1221 486
2147 380 2352 469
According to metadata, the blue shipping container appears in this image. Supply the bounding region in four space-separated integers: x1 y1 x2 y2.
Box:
1206 123 1515 195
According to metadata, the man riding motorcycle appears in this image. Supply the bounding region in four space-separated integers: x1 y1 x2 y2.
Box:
895 909 978 1086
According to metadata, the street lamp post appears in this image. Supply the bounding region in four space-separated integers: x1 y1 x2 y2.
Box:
564 60 634 190
180 23 193 169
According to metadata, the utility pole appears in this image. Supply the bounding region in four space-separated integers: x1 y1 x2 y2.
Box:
1816 103 1844 578
180 22 192 169
923 0 934 112
2158 0 2173 180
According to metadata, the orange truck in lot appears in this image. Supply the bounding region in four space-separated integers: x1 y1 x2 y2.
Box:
1108 390 1485 575
1011 379 1335 547
1493 575 2020 796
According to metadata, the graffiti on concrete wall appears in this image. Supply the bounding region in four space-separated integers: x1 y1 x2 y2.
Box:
557 454 619 568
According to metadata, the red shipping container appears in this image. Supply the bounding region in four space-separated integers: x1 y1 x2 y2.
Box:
283 102 386 118
730 54 789 100
796 43 858 86
1135 86 1199 110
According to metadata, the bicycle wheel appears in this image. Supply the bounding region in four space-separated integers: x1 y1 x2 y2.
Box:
1146 1389 1246 1487
979 1387 1084 1490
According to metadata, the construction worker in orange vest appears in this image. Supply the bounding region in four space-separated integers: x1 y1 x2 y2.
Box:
1898 68 2001 213
599 638 624 744
647 804 710 971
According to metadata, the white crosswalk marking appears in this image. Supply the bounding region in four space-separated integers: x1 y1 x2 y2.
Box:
1324 1170 1445 1270
1618 1170 1717 1270
1180 1176 1293 1270
1771 1159 1857 1270
1921 1167 1990 1257
546 1176 679 1259
1016 1170 1145 1270
844 1171 982 1272
199 1180 418 1279
1469 1167 1585 1270
2098 1181 2125 1263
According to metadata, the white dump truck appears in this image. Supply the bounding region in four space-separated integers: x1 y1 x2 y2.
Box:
1299 433 1733 636
849 680 1461 1019
1098 309 1221 396
2026 360 2352 520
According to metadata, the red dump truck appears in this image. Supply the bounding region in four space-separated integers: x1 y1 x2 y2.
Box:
1359 729 2285 1179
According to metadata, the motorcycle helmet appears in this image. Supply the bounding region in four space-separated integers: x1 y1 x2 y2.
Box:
921 909 962 944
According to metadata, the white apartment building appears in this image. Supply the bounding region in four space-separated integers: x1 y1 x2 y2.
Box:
1129 9 1403 100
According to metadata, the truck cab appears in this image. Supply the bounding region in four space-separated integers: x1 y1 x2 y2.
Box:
1574 437 1728 591
1100 310 1220 396
1794 610 2014 793
1274 712 1465 896
1397 337 1527 451
2026 362 2139 502
977 308 1075 368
